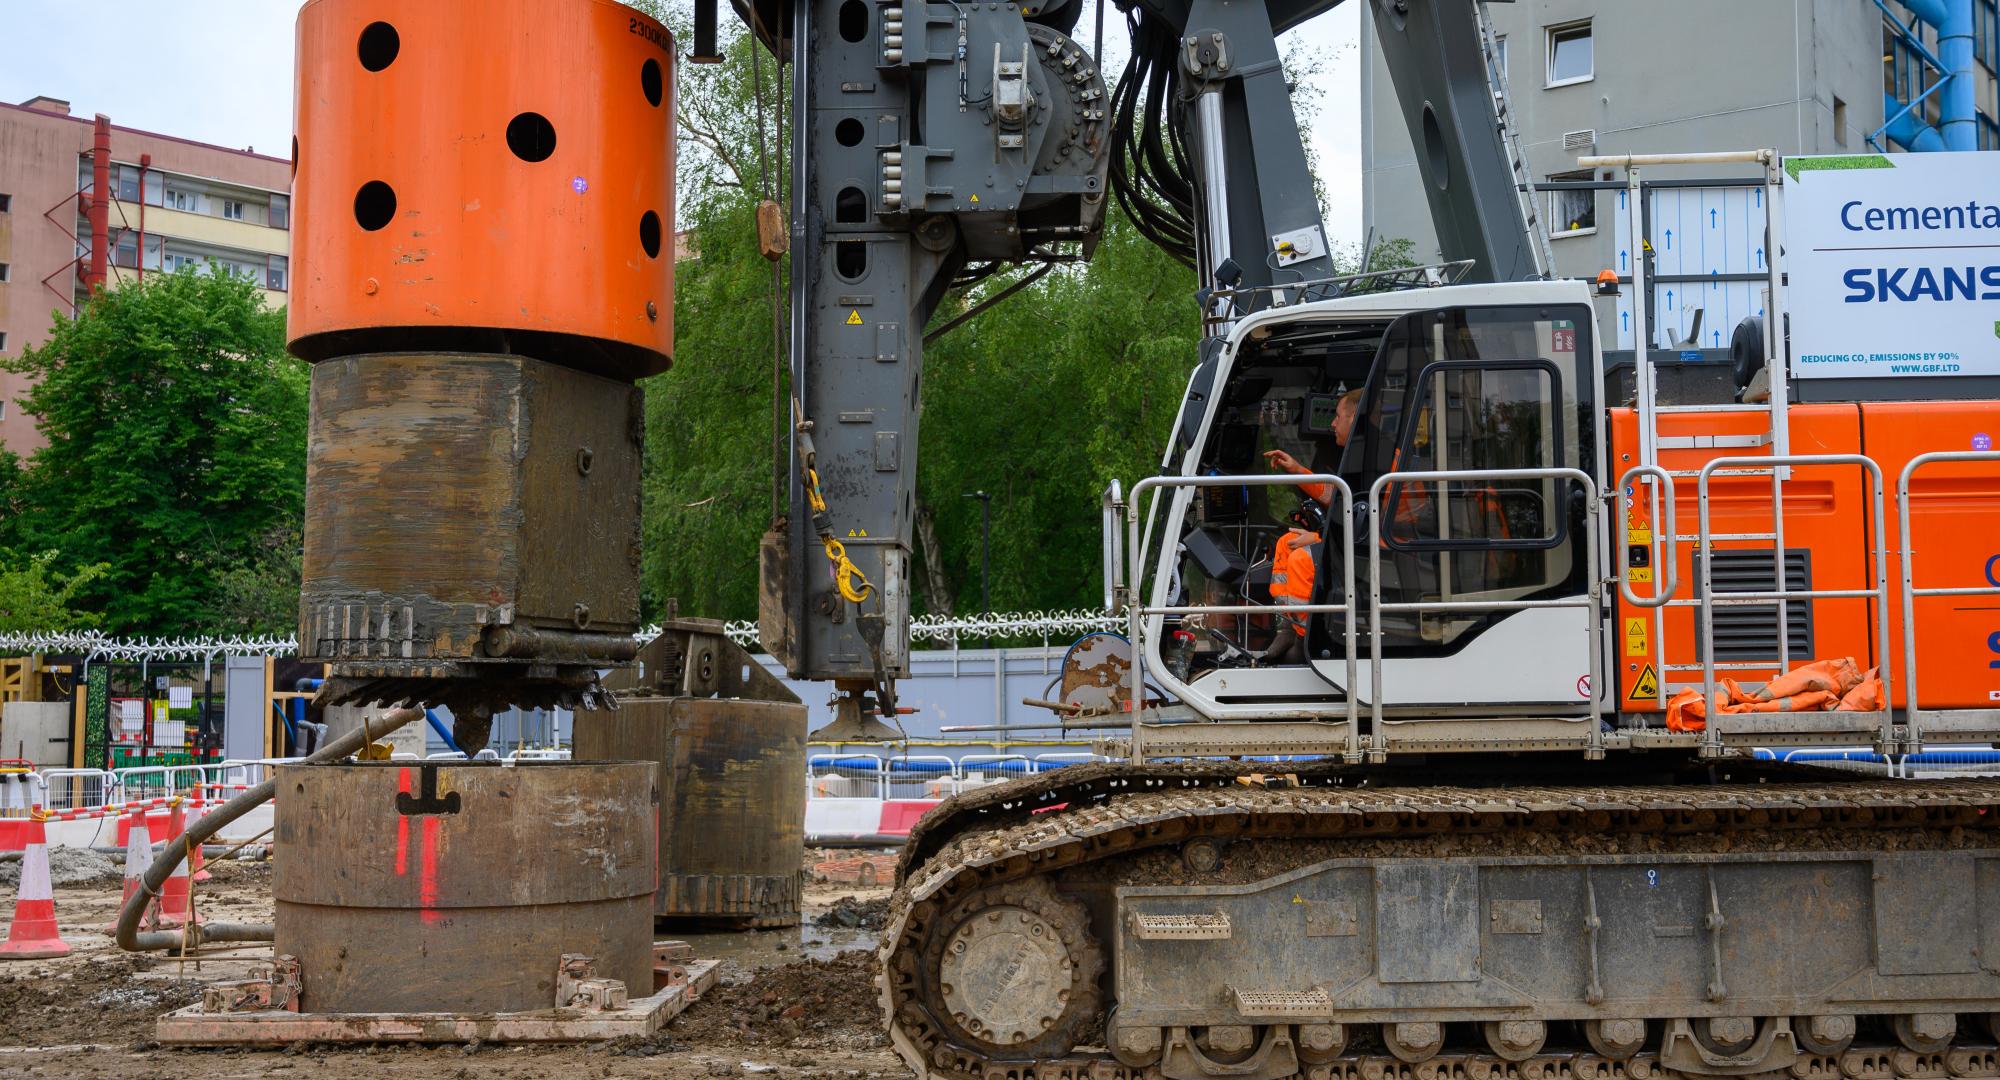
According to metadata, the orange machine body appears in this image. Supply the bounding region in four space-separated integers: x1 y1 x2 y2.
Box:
290 0 675 377
1612 403 2000 713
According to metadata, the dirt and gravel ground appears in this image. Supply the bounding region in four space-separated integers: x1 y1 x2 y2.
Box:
0 849 904 1080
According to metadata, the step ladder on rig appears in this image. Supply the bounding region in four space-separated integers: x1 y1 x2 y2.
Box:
1592 150 1909 757
1474 1 1556 280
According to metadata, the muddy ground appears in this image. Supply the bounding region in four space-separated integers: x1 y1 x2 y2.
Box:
0 850 903 1080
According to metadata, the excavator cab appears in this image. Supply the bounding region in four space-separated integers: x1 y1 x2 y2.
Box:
1147 280 1605 721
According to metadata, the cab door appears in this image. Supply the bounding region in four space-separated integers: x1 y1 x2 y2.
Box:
1316 301 1601 711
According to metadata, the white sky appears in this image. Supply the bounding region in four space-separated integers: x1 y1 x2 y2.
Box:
0 0 1362 245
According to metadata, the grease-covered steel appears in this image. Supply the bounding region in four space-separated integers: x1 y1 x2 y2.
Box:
574 696 806 927
273 760 657 1014
300 354 643 712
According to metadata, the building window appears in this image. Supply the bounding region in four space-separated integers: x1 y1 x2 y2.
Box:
115 164 142 202
0 263 9 283
1546 21 1593 87
166 188 194 212
1548 169 1596 237
269 193 289 230
0 332 7 354
222 199 245 221
1833 96 1848 147
1487 35 1509 88
0 399 7 421
267 254 289 292
114 233 140 270
0 193 11 213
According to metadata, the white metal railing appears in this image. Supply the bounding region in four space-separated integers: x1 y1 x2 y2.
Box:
1127 473 1359 755
1899 450 2000 747
1368 467 1605 758
1696 455 1895 754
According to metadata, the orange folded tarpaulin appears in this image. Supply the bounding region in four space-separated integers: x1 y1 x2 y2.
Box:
1662 657 1867 732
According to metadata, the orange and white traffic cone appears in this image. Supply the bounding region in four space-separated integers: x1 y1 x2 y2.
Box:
153 802 199 928
107 806 154 933
0 816 71 959
184 801 211 883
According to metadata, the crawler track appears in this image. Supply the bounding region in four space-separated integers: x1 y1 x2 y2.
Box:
880 766 2000 1080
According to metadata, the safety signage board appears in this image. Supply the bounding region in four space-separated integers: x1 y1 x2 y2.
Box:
1624 617 1648 656
1628 664 1661 701
1784 152 2000 380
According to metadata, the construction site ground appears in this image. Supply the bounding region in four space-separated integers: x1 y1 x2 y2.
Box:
0 847 900 1080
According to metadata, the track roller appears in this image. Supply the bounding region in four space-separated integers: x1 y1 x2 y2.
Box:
1296 1023 1347 1064
1383 1021 1444 1063
1483 1020 1547 1061
1107 1009 1162 1068
1584 1018 1647 1059
1795 1015 1855 1055
1692 1016 1758 1056
1894 1013 1955 1054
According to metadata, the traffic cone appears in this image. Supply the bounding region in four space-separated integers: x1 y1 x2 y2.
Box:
107 806 154 934
182 801 211 883
0 817 71 959
153 803 199 928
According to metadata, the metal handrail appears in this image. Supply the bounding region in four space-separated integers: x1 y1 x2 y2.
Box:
1696 455 1894 754
1101 480 1125 613
1128 473 1358 758
1367 467 1604 759
1897 450 2000 749
1615 465 1680 608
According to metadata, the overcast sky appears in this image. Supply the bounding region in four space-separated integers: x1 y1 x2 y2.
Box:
0 0 1363 246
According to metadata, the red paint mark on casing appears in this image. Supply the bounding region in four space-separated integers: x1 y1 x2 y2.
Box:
419 815 442 924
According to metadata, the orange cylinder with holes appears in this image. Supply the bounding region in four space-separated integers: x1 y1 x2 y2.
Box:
289 0 675 378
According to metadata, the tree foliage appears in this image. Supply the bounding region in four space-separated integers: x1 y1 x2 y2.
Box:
0 551 106 634
0 269 306 635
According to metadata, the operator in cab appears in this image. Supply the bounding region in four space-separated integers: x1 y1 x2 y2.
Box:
1254 389 1361 663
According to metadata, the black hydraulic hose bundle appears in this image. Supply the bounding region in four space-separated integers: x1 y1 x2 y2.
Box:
1108 4 1197 267
114 707 425 953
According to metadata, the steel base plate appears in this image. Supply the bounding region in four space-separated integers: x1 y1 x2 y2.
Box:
154 959 718 1045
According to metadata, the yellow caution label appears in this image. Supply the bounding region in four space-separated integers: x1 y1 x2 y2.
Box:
1624 617 1649 656
969 193 980 203
846 528 869 537
1628 527 1652 545
1629 664 1661 701
846 309 864 325
1629 566 1653 584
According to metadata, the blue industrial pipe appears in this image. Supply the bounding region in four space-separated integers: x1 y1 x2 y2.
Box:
1902 0 1978 151
1883 92 1948 151
424 709 465 754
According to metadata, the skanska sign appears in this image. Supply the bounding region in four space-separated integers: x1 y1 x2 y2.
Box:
1785 152 2000 380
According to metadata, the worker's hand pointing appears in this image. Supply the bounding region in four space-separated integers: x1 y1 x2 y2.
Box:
1263 448 1303 474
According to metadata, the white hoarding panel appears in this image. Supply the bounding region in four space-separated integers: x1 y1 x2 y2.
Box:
1785 152 2000 380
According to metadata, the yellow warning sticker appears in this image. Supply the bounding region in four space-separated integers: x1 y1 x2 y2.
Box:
845 528 869 537
1628 664 1661 701
1624 617 1648 656
1629 566 1653 584
1628 527 1652 545
969 193 980 203
845 309 864 325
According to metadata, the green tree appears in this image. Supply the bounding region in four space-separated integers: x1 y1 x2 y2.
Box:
0 551 106 634
1 268 306 635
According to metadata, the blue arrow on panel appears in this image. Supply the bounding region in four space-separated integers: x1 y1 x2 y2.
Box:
1755 188 1763 208
1710 208 1718 228
1622 311 1630 332
1666 288 1675 307
1620 249 1629 271
1756 247 1764 267
1714 330 1722 346
1665 229 1674 250
1620 190 1627 210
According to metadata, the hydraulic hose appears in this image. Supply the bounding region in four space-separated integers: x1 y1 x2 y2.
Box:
116 706 424 953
